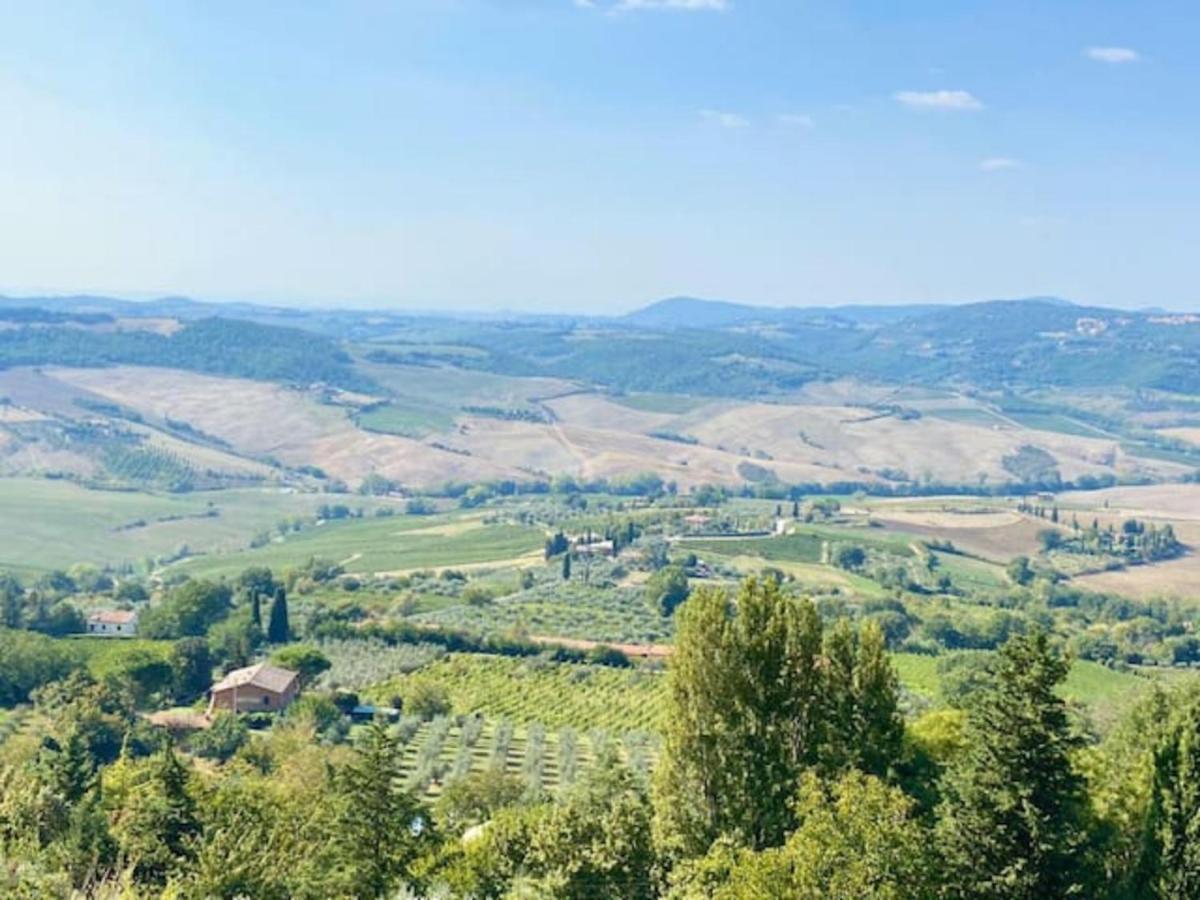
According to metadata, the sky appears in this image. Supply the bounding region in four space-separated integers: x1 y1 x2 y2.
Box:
1 0 1198 313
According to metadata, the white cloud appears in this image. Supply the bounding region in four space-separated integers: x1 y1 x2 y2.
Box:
777 113 814 128
1086 46 1139 64
980 157 1020 172
894 89 983 111
699 109 749 128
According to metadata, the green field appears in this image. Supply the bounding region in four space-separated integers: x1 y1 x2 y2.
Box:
678 532 826 564
891 651 1187 732
680 524 914 568
175 516 545 579
931 551 1008 591
356 402 455 438
366 654 666 732
0 479 359 576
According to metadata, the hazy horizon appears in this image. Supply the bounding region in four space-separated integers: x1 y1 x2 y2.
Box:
2 1 1197 312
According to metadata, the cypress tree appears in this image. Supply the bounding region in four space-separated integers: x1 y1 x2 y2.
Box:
562 552 572 581
267 586 289 643
936 630 1088 898
1140 689 1200 898
250 590 262 630
336 720 425 896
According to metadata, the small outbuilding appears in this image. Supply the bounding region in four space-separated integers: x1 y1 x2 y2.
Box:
86 609 138 637
207 663 300 716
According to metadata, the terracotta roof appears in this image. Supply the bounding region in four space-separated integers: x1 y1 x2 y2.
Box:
211 663 298 695
88 609 138 625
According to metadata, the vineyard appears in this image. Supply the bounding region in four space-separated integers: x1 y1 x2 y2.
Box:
366 654 666 732
388 713 659 800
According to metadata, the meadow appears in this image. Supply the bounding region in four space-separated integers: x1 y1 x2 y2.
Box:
174 515 545 579
0 479 348 576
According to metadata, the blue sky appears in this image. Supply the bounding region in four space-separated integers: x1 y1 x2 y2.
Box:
1 0 1197 312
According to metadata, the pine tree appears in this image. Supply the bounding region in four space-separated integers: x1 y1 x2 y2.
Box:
267 587 289 643
937 630 1088 898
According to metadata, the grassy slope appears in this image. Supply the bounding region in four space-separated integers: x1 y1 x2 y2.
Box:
174 515 545 579
893 651 1188 732
0 479 353 576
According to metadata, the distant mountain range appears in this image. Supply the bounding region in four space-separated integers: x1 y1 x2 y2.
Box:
620 295 1077 330
3 291 1200 398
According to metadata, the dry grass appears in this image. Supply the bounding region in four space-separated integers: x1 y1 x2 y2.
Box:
7 366 1189 491
1072 553 1200 600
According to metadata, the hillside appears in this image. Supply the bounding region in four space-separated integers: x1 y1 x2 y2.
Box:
3 294 1200 492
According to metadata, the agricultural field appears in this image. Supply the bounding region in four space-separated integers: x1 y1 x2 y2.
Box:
390 714 659 802
365 654 666 732
0 478 353 576
891 652 1177 732
355 402 455 438
3 351 1191 494
174 514 546 580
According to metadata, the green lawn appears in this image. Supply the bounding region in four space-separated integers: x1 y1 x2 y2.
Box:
174 516 546 579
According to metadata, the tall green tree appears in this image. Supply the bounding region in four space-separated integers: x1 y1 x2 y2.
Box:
936 630 1088 898
652 578 827 858
266 586 289 644
669 771 935 900
169 637 212 702
821 619 903 778
113 746 201 884
1139 686 1200 898
562 552 572 581
250 590 262 630
335 720 427 897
